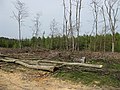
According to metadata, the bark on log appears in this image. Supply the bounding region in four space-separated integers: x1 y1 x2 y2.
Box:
38 60 103 68
0 58 16 62
0 54 9 58
15 61 56 72
0 58 56 72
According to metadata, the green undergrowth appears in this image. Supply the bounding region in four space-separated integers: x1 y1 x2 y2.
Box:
53 70 120 87
88 59 120 70
53 59 120 87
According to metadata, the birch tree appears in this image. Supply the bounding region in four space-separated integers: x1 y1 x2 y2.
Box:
32 13 41 38
91 0 100 51
31 13 41 48
13 0 28 48
69 0 75 51
63 0 68 50
104 0 120 52
50 19 59 49
75 0 82 50
101 5 107 52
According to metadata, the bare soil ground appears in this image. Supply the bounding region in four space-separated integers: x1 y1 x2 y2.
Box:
0 67 103 90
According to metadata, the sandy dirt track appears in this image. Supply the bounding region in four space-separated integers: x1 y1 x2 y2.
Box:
0 69 105 90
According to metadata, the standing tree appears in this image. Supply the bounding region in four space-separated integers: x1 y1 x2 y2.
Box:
50 19 59 49
13 0 28 48
101 5 107 52
63 0 69 50
69 0 75 51
91 0 100 51
75 0 82 50
32 13 41 38
62 0 83 51
104 0 120 52
32 13 41 48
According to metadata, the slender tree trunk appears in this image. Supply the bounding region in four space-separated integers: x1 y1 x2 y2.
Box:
18 17 21 49
69 0 74 51
63 0 68 50
51 35 53 49
92 0 99 52
112 32 115 52
95 5 98 52
101 6 107 52
66 21 68 50
112 42 115 52
13 0 28 49
77 0 82 51
104 0 119 53
75 0 79 51
100 6 107 52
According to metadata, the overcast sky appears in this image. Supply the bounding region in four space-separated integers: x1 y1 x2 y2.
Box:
0 0 95 39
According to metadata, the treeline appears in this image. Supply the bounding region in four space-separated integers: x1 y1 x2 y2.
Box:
1 32 120 52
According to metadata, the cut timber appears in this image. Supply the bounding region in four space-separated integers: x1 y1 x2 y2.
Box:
15 61 56 72
0 57 103 72
0 58 56 72
0 54 9 58
0 58 16 62
38 60 103 68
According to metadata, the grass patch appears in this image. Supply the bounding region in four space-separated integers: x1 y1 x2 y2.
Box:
53 59 120 87
54 70 120 87
89 59 120 70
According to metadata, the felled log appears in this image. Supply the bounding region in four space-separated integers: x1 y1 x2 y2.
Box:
15 61 56 72
38 60 103 68
0 58 16 62
0 57 56 72
0 54 9 58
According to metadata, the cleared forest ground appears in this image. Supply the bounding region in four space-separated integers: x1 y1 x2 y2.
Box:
0 48 120 90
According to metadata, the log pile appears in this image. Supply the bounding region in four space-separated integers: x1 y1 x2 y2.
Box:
0 54 103 72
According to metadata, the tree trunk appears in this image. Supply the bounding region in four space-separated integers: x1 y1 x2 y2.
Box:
75 0 79 51
112 42 115 52
0 57 56 72
101 6 107 52
77 0 82 51
112 33 115 52
18 17 21 49
69 0 74 51
38 60 103 68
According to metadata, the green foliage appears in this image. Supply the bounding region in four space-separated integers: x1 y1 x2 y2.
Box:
22 39 31 48
1 32 120 52
0 37 19 48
